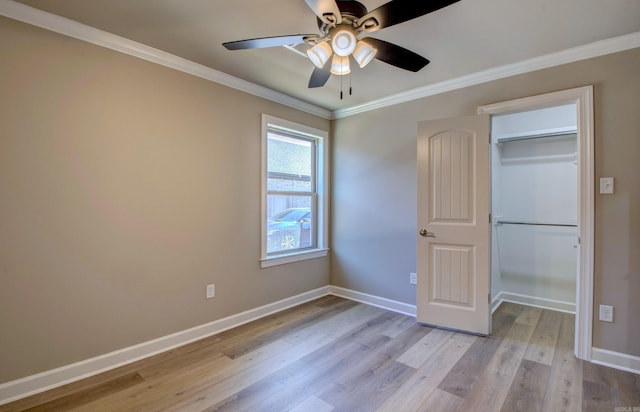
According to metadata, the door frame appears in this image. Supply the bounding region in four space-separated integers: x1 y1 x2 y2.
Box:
477 85 594 361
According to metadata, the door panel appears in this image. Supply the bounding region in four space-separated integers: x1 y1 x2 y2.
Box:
431 131 472 222
433 245 472 306
417 115 490 335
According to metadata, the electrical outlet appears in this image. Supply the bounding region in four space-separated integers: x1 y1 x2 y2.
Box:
206 284 215 299
599 304 613 322
409 272 417 285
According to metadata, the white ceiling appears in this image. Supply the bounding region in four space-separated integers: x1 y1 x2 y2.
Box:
10 0 640 112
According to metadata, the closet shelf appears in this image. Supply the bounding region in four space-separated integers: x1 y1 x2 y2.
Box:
495 128 577 144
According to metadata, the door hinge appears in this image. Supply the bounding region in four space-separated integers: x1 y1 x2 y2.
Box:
489 213 492 223
488 293 491 304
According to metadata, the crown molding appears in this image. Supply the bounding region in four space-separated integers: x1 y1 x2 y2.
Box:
333 31 640 119
2 0 639 121
0 0 332 120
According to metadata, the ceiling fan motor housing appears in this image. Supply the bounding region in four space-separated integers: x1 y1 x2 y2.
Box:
316 0 368 31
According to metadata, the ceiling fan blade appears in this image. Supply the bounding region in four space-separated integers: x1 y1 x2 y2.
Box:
222 34 317 50
308 62 331 88
357 0 460 32
366 38 429 72
304 0 342 25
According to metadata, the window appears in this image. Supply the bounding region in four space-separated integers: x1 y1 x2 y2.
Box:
261 114 328 267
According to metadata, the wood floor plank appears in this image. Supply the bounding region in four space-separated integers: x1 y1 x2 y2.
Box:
380 314 418 339
436 337 500 399
0 368 145 412
209 322 394 411
615 369 640 407
282 302 386 347
300 315 393 368
220 298 359 359
218 311 411 412
395 328 451 369
73 338 291 411
583 359 621 389
289 395 334 412
325 361 415 412
514 305 543 326
2 299 636 412
495 301 526 316
0 333 224 412
582 380 623 412
500 359 551 412
375 332 476 412
18 373 145 412
523 309 563 365
66 299 345 411
541 312 583 412
315 323 430 409
417 388 464 412
437 311 515 399
164 340 319 412
213 296 335 344
455 306 541 410
137 341 226 380
253 334 393 411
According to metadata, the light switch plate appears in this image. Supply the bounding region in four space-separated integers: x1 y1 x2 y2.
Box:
599 177 614 194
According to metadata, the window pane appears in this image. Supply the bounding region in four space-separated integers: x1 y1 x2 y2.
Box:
267 195 314 254
267 132 313 193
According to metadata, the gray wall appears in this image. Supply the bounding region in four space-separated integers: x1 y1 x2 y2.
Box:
1 12 638 386
0 17 330 383
331 48 640 357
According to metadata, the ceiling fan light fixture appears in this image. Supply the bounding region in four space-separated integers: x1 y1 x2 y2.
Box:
352 40 377 68
306 41 333 68
330 54 350 75
331 28 357 57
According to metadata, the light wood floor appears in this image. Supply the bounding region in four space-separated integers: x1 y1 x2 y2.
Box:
2 296 638 411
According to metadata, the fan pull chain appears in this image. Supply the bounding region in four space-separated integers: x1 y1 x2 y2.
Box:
340 63 343 100
349 69 352 96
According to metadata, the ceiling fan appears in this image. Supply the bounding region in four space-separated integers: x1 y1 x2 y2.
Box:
222 0 460 91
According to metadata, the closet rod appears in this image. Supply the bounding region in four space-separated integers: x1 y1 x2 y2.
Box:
496 220 577 227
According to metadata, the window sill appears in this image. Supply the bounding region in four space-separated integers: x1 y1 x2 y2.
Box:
260 248 329 268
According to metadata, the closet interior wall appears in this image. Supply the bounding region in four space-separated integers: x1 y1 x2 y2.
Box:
491 104 578 313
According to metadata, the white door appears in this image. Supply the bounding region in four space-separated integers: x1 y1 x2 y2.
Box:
417 115 490 335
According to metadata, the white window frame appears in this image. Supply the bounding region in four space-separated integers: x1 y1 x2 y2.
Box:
260 114 329 268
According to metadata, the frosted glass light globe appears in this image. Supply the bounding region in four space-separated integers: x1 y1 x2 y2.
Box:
331 29 356 57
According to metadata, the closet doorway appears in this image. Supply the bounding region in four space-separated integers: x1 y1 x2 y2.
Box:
479 86 594 360
490 104 578 312
416 87 593 358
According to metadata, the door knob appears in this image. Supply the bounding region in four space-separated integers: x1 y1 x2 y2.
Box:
419 229 436 238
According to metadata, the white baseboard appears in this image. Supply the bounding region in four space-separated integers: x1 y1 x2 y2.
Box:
10 285 635 406
0 286 331 406
491 297 504 314
328 286 417 317
492 291 576 314
591 347 640 375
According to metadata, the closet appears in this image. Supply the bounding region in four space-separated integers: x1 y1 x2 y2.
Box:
490 104 578 313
